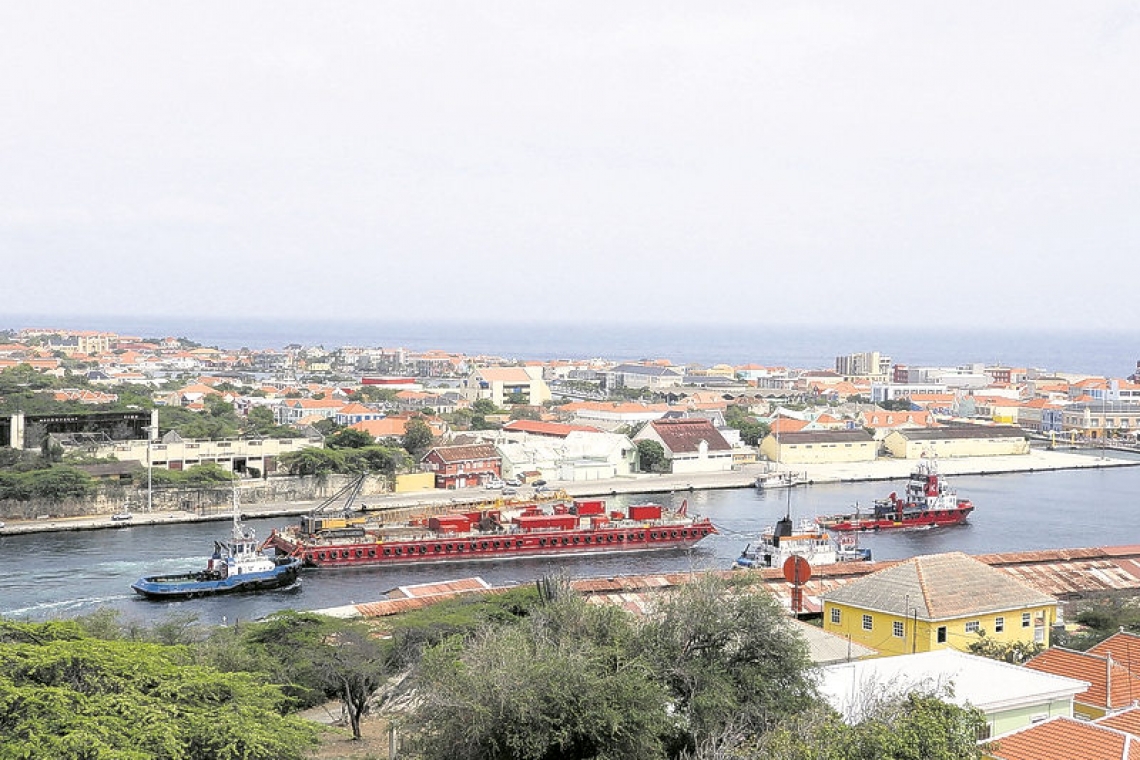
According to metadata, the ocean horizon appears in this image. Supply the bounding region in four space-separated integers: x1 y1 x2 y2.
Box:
2 313 1137 379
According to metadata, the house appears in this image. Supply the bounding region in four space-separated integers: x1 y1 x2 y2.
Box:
420 443 502 489
821 552 1058 657
334 402 385 426
462 366 551 407
816 649 1087 739
881 424 1030 458
272 397 347 425
986 710 1140 760
632 418 734 473
758 429 877 465
1023 647 1140 720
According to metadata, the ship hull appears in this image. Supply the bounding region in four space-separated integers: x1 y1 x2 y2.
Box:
818 506 973 532
264 520 717 569
130 558 302 599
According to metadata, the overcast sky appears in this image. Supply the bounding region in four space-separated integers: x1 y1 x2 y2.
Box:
2 3 1138 330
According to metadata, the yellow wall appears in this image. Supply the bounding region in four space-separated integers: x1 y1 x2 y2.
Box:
394 472 436 493
760 437 877 464
822 603 1057 656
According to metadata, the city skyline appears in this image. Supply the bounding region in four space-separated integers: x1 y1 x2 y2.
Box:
3 3 1139 331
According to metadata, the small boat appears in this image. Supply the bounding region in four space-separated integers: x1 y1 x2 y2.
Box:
733 513 871 570
131 486 302 599
754 470 808 490
815 458 974 532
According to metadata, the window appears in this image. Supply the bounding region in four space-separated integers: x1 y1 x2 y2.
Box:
965 621 980 634
830 608 841 625
1022 612 1031 628
862 614 873 631
893 621 904 638
995 616 1005 633
937 626 947 644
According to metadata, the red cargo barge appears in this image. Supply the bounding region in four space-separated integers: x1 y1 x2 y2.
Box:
262 497 718 569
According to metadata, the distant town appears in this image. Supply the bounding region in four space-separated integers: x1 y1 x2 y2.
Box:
1 326 1139 495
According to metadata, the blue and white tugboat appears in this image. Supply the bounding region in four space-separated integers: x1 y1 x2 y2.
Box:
131 485 302 600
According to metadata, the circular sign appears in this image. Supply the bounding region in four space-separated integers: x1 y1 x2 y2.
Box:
782 555 812 584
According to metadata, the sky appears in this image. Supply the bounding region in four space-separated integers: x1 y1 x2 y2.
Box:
2 3 1138 330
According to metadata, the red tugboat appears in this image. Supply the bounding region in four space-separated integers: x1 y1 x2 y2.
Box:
262 495 717 569
815 458 974 532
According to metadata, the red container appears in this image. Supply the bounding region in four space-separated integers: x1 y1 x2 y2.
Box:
590 516 610 529
553 504 569 515
572 499 606 516
628 504 662 521
513 514 578 531
610 511 624 520
430 516 471 533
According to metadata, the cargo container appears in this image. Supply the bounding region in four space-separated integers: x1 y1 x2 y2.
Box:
628 503 663 521
512 514 579 531
429 516 472 533
571 499 606 516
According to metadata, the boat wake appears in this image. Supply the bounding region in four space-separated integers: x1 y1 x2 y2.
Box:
3 593 136 619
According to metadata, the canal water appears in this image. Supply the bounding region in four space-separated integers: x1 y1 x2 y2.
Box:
2 463 1139 627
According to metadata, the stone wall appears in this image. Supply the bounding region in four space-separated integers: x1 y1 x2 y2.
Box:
0 473 394 520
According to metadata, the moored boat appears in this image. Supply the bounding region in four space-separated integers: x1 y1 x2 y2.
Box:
815 458 974 532
754 470 808 490
262 497 718 569
131 488 302 599
733 514 871 570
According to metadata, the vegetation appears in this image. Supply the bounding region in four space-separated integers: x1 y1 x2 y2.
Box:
1052 594 1140 650
276 445 410 477
0 618 320 760
636 439 668 473
725 404 770 446
0 574 990 760
0 465 95 501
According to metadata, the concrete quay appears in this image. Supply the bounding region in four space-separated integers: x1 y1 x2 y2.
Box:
0 448 1133 537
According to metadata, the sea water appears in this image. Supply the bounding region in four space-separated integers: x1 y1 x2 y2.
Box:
2 313 1138 378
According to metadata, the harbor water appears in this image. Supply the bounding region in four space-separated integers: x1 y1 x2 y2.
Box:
2 462 1139 627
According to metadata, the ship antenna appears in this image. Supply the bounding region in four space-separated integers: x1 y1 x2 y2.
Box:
678 499 688 517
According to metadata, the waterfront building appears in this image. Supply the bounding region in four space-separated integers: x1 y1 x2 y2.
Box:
821 552 1058 657
420 443 502 489
881 424 1030 458
632 417 734 474
758 429 876 465
1061 401 1140 439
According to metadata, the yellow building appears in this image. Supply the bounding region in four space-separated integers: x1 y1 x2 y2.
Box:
821 552 1058 657
881 424 1030 459
759 429 877 465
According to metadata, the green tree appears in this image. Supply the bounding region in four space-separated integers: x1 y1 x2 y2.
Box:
239 611 389 741
277 448 345 477
636 439 668 473
0 621 319 760
509 405 542 421
634 573 817 751
326 428 375 449
402 418 435 459
408 594 671 760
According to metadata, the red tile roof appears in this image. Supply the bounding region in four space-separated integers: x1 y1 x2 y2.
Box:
1025 648 1140 712
988 716 1140 760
